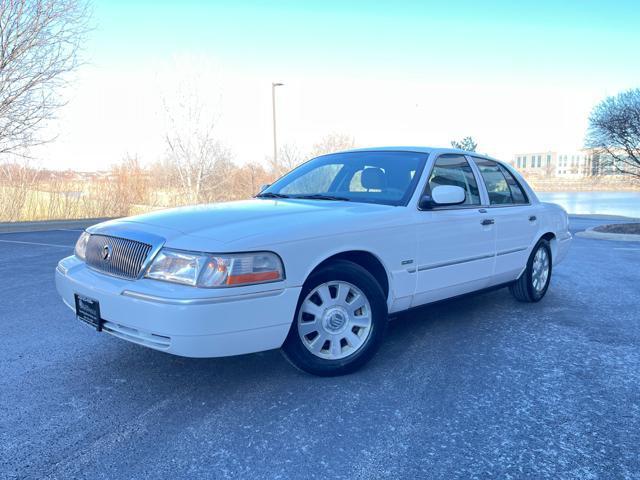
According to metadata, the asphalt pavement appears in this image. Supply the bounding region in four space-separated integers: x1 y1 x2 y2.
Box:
1 217 639 479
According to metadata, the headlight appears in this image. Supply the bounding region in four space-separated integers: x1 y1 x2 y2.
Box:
74 232 90 260
145 249 207 286
145 249 284 288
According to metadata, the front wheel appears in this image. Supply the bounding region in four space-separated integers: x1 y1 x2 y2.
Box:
281 260 388 376
509 239 552 302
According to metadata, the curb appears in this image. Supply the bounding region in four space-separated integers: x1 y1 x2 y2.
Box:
569 214 640 221
0 218 111 233
576 226 640 242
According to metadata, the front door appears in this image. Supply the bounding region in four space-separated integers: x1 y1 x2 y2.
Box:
412 154 497 306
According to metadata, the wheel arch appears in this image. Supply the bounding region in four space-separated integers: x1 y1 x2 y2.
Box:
306 250 390 301
539 231 557 260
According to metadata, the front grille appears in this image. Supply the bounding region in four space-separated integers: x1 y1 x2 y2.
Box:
85 234 152 279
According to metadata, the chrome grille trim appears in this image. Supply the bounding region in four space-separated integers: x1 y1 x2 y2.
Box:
85 234 153 280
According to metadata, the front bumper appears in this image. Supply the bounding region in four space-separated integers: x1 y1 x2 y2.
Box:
55 256 300 357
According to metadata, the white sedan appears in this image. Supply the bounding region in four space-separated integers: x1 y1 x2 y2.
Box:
56 147 571 375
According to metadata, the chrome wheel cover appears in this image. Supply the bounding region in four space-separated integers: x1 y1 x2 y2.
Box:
531 246 550 294
297 281 373 360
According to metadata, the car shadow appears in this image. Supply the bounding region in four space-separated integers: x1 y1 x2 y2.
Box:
57 284 536 413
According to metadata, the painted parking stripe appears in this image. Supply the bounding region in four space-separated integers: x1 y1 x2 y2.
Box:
0 228 83 235
0 239 73 248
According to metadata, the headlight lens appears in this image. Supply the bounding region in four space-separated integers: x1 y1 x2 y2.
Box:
74 232 90 260
145 249 284 288
146 249 207 286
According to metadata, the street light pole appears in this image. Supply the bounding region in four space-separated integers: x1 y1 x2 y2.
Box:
272 82 284 163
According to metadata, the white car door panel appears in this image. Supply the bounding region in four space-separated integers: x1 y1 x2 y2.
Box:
412 209 496 306
412 154 496 307
490 206 539 283
471 158 540 285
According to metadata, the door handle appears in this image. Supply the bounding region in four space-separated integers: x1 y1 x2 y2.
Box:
481 219 495 226
529 215 537 222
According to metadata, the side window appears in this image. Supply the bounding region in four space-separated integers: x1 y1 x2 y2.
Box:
499 165 529 204
427 155 481 206
474 158 528 205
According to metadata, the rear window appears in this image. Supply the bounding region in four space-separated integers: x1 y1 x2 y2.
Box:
499 165 529 204
474 158 529 205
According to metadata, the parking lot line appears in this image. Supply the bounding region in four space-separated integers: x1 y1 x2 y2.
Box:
0 228 84 235
0 239 73 248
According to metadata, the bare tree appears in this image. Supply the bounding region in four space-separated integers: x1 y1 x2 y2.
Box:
227 161 271 199
162 87 233 204
310 132 356 157
586 88 640 181
0 0 90 157
107 154 150 216
0 159 37 220
269 143 304 177
450 136 477 152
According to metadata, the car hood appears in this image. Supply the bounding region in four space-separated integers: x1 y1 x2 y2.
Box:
96 199 398 248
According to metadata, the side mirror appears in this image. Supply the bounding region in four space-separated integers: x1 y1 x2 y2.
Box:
432 185 466 205
420 185 466 209
259 183 271 192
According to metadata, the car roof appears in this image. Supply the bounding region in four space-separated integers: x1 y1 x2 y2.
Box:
338 146 500 162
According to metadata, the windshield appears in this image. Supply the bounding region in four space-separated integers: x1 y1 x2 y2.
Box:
259 151 428 206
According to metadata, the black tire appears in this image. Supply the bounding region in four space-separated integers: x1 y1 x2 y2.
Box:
281 260 388 376
509 239 552 302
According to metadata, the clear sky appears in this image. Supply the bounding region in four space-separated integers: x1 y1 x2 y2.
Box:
41 0 640 170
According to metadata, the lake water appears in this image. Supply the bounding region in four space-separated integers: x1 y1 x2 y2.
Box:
537 191 640 218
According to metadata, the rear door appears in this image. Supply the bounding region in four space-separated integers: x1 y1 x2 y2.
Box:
471 158 539 284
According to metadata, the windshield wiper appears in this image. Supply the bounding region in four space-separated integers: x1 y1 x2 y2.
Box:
255 192 291 199
293 194 351 201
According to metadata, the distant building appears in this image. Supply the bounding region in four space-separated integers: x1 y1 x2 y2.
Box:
508 149 621 178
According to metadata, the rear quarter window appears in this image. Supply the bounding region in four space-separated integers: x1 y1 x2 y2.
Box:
473 158 529 205
499 165 529 204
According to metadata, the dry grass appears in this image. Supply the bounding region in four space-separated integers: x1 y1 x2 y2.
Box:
0 162 274 222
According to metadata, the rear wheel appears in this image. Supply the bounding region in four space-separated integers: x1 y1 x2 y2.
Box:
281 260 388 376
509 239 552 302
